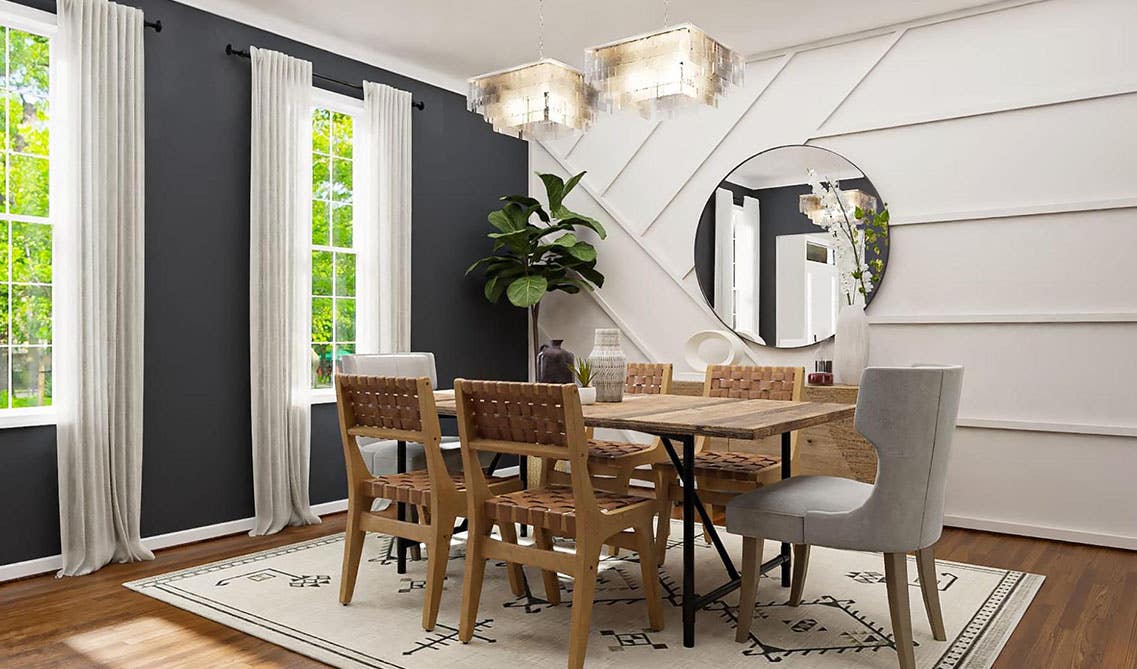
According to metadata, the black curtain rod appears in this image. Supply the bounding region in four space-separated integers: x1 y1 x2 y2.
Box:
145 20 161 32
225 44 425 110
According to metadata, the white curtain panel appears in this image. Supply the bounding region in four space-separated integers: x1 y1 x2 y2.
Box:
358 82 412 353
248 47 320 535
54 0 151 576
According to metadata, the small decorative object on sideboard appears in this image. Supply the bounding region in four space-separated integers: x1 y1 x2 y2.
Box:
809 359 834 386
536 339 575 383
589 328 627 402
570 358 597 405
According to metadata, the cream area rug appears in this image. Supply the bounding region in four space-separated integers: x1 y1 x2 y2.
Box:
125 523 1041 668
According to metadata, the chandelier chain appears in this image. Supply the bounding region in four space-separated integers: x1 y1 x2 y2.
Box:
537 0 545 59
663 0 671 27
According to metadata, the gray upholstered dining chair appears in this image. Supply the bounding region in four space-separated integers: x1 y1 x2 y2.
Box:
726 365 964 669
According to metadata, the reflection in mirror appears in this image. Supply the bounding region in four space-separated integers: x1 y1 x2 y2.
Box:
694 145 888 348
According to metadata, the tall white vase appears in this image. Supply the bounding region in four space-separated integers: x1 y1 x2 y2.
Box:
589 328 627 402
834 297 870 385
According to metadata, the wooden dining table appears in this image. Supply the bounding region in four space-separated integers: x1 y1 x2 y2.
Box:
432 390 856 648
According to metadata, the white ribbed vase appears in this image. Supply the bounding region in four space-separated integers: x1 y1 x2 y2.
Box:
834 296 870 385
588 328 627 402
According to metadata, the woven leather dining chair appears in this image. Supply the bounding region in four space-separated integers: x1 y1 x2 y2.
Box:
339 353 465 478
727 365 964 669
654 364 805 558
454 380 664 669
545 362 674 555
335 374 526 632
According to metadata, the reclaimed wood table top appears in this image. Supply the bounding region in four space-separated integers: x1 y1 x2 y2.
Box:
432 390 855 441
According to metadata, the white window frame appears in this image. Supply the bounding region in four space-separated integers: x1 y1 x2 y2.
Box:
0 1 56 429
309 87 368 404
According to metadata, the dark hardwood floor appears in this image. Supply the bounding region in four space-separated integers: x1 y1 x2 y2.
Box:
1 515 1134 668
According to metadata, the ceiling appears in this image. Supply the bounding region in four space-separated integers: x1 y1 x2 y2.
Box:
189 0 998 92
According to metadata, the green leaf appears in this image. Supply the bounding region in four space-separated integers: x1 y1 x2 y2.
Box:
506 275 548 307
483 275 499 302
566 242 596 262
576 264 605 289
487 210 514 233
503 202 531 229
556 209 607 239
500 195 540 207
562 171 586 198
538 173 566 211
465 255 496 274
854 206 864 220
553 232 577 247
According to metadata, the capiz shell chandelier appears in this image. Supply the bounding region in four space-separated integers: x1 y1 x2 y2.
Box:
467 58 596 140
585 22 744 119
799 190 878 226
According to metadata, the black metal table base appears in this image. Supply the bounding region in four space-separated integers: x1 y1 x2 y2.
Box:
659 430 794 648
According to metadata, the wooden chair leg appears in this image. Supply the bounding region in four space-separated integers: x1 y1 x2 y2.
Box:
654 470 673 567
533 527 562 605
916 546 947 641
735 536 763 643
458 526 490 644
339 499 369 605
568 542 601 669
408 506 424 561
634 522 664 631
421 515 454 631
884 552 917 669
789 544 810 606
498 521 528 597
606 470 633 557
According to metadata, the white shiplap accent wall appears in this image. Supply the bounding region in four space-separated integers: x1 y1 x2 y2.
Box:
531 0 1137 549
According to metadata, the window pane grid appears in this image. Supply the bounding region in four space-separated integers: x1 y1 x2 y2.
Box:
311 105 355 389
0 25 51 409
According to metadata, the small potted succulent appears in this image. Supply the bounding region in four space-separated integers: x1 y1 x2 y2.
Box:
570 358 596 405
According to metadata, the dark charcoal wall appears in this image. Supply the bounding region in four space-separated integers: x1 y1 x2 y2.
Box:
0 0 527 566
694 177 882 345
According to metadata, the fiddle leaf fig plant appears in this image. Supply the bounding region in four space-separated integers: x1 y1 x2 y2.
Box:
466 171 606 374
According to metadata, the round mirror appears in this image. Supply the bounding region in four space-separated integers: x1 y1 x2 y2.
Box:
694 145 889 348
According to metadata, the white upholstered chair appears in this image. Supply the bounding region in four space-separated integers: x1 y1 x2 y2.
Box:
726 365 964 669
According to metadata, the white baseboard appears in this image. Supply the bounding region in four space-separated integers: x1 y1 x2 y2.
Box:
944 514 1137 551
0 553 62 582
0 499 350 583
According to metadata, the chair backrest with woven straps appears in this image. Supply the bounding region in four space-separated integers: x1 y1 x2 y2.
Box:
454 380 600 525
584 362 674 444
625 362 674 395
700 364 806 460
334 374 453 502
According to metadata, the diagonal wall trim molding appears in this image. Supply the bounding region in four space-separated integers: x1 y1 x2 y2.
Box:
600 121 661 196
563 133 586 159
638 53 795 236
534 142 762 364
814 28 907 133
745 0 1046 64
582 288 660 361
532 141 764 366
888 196 1137 227
810 87 1137 141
